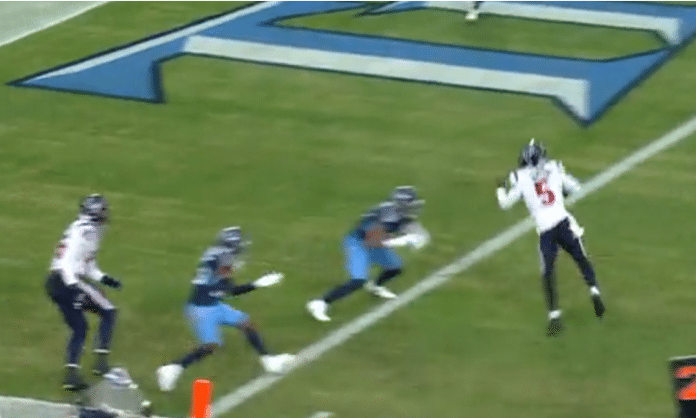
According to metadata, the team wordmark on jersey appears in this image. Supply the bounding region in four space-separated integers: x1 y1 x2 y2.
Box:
9 1 696 125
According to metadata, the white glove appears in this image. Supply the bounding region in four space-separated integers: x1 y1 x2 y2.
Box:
409 231 430 251
254 272 284 288
383 234 414 248
384 233 426 250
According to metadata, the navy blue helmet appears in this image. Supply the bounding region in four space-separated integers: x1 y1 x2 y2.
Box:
79 194 109 223
390 185 424 217
519 139 547 167
216 226 249 255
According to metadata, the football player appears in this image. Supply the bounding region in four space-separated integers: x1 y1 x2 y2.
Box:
45 194 122 391
496 139 605 336
156 227 294 392
306 186 430 322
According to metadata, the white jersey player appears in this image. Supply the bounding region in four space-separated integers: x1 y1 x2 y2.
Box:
495 140 605 336
45 194 122 391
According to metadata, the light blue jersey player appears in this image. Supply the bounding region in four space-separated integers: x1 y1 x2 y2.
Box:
156 227 294 392
307 186 430 322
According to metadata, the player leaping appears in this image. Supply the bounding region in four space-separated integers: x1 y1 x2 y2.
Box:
156 226 294 392
496 139 605 336
45 194 122 391
307 186 430 322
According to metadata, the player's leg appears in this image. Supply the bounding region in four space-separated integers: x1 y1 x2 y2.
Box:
77 282 117 376
307 236 368 321
365 247 402 299
45 272 89 391
157 304 220 392
558 219 605 318
223 306 294 373
464 1 483 21
538 229 562 336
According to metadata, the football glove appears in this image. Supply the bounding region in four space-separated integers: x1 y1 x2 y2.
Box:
101 275 122 290
254 272 284 288
384 233 423 249
409 231 430 251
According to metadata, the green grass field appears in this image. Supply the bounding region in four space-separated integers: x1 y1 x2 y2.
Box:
1 2 696 417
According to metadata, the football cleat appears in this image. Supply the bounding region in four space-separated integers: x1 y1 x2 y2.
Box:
63 365 88 392
546 317 563 337
156 364 183 392
364 281 397 299
306 300 331 322
260 354 295 374
592 294 606 319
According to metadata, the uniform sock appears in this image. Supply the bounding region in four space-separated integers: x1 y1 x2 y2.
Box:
323 279 364 303
243 328 269 355
176 346 215 368
376 268 402 286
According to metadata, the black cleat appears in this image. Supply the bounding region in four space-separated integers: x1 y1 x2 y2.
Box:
92 352 110 376
592 294 606 319
63 366 88 392
547 317 563 337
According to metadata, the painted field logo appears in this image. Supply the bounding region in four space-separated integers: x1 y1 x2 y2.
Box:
9 1 696 125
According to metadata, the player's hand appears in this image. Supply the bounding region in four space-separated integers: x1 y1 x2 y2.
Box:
408 233 429 251
496 177 508 189
101 275 122 290
410 230 430 251
254 272 284 288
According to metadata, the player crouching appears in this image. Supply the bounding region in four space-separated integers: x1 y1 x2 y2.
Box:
156 227 294 392
46 194 122 391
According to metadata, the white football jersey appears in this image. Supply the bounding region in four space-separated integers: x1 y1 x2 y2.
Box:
50 215 106 286
496 160 581 233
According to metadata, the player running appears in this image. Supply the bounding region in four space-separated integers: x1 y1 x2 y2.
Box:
496 139 605 336
306 186 430 322
156 226 294 392
45 194 122 391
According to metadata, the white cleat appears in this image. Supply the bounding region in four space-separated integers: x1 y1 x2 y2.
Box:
465 10 479 21
306 299 331 322
260 353 295 374
364 282 397 299
156 364 183 392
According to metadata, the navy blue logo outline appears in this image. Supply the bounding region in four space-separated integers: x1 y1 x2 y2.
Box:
8 1 696 126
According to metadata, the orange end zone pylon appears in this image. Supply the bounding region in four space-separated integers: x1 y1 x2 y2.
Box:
190 379 213 418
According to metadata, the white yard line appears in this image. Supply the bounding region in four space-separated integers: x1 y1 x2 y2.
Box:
0 1 107 49
211 115 696 417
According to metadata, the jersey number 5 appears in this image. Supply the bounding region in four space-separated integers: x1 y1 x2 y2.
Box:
534 179 556 206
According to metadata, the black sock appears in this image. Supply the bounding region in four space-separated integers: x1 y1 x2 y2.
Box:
376 268 402 286
323 279 364 303
243 328 269 355
176 346 214 368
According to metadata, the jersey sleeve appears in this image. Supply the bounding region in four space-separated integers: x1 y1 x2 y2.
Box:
558 161 581 195
496 171 522 210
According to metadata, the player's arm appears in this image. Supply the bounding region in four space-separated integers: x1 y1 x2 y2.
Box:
82 227 121 289
496 171 522 210
558 162 581 196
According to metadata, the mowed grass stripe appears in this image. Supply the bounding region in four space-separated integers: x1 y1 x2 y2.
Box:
211 115 696 416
